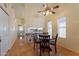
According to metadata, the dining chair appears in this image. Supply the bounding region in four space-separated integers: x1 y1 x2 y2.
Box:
33 33 40 49
33 32 48 49
39 34 52 56
50 34 58 53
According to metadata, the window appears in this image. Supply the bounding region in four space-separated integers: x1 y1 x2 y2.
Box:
48 21 52 39
57 16 66 38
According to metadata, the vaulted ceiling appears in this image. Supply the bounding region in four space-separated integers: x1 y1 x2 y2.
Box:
12 3 25 19
11 3 63 19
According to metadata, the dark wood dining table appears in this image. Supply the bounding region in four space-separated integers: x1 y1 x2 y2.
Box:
33 34 54 55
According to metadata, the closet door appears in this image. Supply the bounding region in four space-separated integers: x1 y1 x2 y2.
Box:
0 7 9 56
3 9 9 55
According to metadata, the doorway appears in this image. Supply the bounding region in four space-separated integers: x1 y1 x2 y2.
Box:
18 25 24 39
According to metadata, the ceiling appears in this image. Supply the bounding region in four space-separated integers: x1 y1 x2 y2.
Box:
12 3 25 19
11 3 64 19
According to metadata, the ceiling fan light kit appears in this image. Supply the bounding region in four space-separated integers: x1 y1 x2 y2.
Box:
38 4 59 16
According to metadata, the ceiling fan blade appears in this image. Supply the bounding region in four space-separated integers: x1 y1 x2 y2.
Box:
53 5 59 10
52 11 55 14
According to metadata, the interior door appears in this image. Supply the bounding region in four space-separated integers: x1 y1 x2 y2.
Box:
0 7 5 55
0 7 9 56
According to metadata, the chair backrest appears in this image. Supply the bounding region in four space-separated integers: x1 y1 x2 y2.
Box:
39 34 50 40
42 32 48 35
33 33 38 42
55 34 58 45
39 35 50 47
33 33 41 42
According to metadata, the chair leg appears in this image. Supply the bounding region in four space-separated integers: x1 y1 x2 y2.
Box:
34 42 35 49
49 50 50 56
40 48 41 56
55 46 57 53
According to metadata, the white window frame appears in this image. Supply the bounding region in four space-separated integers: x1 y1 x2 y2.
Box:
57 16 66 38
48 20 52 39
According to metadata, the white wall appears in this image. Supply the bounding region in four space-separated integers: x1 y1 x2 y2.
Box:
45 4 79 53
8 5 18 50
57 4 79 53
0 4 18 55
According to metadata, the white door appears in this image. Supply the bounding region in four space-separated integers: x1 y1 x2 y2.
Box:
0 8 9 56
48 21 52 39
3 10 9 55
0 8 4 55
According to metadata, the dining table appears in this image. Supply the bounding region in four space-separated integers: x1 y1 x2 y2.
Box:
33 34 54 55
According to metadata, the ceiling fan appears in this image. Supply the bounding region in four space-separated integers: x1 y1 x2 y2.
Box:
38 4 59 16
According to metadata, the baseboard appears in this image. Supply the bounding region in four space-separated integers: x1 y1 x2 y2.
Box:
57 45 79 55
